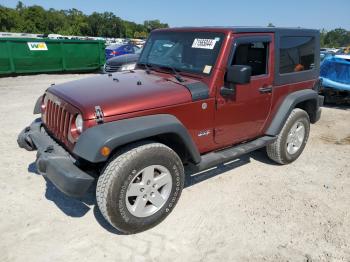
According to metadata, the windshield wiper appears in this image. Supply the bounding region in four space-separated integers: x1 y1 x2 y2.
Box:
138 63 185 83
158 65 185 83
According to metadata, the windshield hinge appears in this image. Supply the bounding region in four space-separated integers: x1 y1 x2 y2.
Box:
94 106 104 124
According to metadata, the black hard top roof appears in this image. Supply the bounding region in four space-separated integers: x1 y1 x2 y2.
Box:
156 26 319 34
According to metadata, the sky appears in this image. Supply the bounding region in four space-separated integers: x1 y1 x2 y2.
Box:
2 0 350 30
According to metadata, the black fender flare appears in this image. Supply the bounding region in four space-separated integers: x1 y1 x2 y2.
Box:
73 114 201 164
33 95 43 114
265 89 320 136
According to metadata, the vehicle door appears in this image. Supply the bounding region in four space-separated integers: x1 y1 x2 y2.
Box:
214 34 274 145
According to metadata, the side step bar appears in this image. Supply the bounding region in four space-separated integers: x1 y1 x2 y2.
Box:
189 136 276 173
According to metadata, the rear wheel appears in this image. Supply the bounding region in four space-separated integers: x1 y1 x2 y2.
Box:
96 141 184 234
266 108 310 164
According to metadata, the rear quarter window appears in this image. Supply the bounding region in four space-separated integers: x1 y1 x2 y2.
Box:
279 36 315 74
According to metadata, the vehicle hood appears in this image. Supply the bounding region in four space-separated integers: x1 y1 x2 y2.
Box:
47 70 194 120
106 54 140 66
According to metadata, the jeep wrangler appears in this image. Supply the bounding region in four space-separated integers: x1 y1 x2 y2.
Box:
18 27 323 234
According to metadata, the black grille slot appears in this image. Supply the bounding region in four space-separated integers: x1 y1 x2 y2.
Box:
45 99 72 140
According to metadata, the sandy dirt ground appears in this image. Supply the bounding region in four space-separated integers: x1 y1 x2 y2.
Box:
0 74 349 262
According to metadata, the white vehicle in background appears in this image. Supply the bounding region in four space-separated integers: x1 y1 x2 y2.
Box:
48 34 66 39
105 38 127 46
0 32 41 38
320 47 340 54
130 38 146 48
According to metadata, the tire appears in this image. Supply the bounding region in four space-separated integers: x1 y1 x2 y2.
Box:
96 141 184 234
266 108 310 165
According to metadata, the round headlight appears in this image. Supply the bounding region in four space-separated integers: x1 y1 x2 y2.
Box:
75 114 83 133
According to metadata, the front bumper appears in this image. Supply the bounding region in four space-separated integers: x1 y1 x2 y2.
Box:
17 120 94 197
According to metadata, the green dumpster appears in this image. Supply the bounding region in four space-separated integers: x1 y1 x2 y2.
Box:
0 38 105 75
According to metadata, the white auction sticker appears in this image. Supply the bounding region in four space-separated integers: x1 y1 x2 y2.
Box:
27 42 48 51
192 38 217 49
203 65 212 74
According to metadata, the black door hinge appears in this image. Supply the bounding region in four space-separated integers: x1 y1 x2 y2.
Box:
95 106 104 124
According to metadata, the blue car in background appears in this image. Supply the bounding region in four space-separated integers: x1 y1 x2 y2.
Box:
320 51 333 62
105 43 140 60
320 54 350 104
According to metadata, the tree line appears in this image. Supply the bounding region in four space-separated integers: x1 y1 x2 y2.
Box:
320 28 350 48
0 1 168 38
1 2 349 46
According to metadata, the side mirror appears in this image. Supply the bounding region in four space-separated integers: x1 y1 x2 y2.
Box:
226 65 252 84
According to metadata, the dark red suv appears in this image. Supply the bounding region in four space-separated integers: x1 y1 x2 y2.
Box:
18 27 323 233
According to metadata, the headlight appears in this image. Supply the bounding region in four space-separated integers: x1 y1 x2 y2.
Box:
120 63 136 71
103 63 109 72
75 114 83 133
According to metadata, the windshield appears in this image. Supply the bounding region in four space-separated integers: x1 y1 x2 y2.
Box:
139 31 225 75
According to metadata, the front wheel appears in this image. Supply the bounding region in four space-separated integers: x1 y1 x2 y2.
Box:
96 141 184 234
266 108 310 164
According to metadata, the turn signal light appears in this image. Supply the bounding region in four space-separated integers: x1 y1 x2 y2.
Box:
41 103 46 112
100 146 111 157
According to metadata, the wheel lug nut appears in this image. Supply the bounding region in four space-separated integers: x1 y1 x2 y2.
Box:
153 184 157 188
150 192 155 197
146 180 151 185
143 194 147 199
140 188 144 192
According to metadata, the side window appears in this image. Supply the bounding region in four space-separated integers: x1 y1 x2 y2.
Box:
124 45 133 52
232 41 269 76
279 36 315 74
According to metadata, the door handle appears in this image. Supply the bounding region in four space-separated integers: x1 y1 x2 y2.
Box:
259 85 273 94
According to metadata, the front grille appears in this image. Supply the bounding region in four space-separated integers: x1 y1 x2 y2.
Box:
45 98 73 141
105 64 121 72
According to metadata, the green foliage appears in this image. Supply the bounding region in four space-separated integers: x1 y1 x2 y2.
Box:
0 2 168 38
322 28 350 47
2 2 349 46
320 28 327 47
144 20 169 32
134 31 148 39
